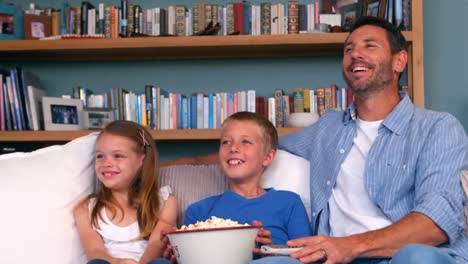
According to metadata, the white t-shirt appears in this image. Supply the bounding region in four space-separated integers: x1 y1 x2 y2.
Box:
329 118 392 237
88 185 172 261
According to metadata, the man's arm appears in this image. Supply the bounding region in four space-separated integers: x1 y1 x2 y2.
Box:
289 212 447 263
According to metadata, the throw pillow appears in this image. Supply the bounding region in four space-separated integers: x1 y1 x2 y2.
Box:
159 164 228 227
0 132 98 264
262 150 311 220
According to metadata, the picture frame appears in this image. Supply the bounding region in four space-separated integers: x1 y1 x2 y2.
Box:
82 107 115 129
339 2 360 32
42 97 84 131
23 14 51 40
366 0 380 17
0 3 24 40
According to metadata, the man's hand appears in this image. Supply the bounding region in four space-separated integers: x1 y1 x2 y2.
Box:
287 235 360 264
160 228 178 263
251 220 273 255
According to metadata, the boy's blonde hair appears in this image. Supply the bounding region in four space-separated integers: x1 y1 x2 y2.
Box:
221 111 278 152
89 120 160 240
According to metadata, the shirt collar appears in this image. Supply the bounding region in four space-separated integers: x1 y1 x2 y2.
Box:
343 92 415 135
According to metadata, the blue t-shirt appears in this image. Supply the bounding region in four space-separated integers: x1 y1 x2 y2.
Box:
184 188 312 244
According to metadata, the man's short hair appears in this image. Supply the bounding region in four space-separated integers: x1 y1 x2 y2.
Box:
350 16 407 54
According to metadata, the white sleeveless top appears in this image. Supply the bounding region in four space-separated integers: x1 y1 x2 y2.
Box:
88 185 172 261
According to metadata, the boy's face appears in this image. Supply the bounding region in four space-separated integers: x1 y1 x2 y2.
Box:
219 120 275 183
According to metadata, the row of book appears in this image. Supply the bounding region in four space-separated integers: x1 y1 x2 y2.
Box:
0 68 45 131
72 85 355 130
17 0 410 40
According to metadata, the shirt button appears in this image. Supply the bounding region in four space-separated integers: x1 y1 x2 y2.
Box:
326 180 331 186
312 212 316 217
339 148 345 154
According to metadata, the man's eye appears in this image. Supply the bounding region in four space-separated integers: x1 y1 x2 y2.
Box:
242 140 252 144
221 140 230 145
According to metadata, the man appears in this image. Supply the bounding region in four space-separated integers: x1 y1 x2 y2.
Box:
250 16 467 264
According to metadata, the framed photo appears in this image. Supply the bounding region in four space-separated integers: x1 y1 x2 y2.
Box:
366 0 380 17
24 14 51 40
339 3 360 32
42 97 84 131
0 3 24 40
83 108 115 129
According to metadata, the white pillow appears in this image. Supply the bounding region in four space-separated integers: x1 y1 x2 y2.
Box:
261 150 311 220
0 132 98 264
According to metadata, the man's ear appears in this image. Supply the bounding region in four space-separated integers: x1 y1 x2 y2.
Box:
394 50 408 73
262 149 276 167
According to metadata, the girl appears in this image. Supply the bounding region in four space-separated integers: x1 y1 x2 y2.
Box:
74 120 177 264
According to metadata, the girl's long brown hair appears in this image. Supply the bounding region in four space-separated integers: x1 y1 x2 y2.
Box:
88 120 160 240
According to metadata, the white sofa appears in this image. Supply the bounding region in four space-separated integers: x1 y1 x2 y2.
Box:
0 133 310 263
0 133 466 263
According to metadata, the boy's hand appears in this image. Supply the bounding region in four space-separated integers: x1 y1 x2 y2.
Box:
160 228 178 263
252 220 273 255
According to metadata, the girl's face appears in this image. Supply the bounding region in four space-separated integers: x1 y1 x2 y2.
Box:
95 133 145 192
219 120 274 183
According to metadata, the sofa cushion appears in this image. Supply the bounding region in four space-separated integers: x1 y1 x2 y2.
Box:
0 133 97 264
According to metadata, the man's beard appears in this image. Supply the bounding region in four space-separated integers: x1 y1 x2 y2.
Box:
343 60 393 100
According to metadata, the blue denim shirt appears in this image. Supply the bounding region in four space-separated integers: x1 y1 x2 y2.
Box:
279 94 468 262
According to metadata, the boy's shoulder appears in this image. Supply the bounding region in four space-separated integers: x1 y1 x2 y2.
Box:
266 188 302 201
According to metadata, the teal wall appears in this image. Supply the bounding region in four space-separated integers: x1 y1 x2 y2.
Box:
423 0 467 133
4 0 468 160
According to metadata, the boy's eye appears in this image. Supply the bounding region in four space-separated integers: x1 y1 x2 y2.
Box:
114 154 124 159
96 154 103 160
221 140 231 145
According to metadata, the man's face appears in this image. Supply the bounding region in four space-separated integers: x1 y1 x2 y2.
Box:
342 25 395 99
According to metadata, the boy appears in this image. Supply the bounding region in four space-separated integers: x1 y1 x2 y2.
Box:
184 111 311 244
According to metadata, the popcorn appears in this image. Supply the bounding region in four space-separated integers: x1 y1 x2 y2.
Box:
178 216 250 231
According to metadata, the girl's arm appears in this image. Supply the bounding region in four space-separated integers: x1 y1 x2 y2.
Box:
73 200 118 263
139 195 178 264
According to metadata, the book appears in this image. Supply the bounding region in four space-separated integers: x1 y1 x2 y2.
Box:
81 1 95 35
144 85 153 128
260 3 271 35
274 89 284 127
292 88 304 113
27 85 46 131
316 88 325 116
287 1 299 34
20 70 42 130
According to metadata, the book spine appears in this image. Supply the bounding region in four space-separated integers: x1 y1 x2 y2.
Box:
226 3 234 34
233 3 244 34
260 3 271 35
175 5 186 36
316 88 325 116
120 0 128 37
287 1 299 34
274 89 284 127
133 5 141 34
293 88 304 113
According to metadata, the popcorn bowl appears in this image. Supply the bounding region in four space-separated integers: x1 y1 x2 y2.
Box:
167 226 260 264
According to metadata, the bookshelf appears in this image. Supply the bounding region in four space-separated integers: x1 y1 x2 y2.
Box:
0 0 423 143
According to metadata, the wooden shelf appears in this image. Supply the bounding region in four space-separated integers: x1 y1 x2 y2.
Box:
0 32 413 61
0 127 303 142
